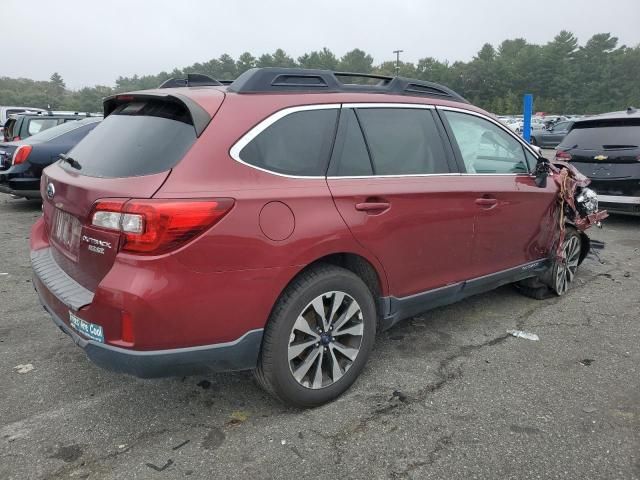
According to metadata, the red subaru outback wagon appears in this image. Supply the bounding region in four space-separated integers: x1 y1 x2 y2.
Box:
31 68 605 406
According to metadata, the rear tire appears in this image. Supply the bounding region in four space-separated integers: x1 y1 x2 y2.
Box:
254 264 376 407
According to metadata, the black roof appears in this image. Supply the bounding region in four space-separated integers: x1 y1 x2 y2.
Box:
227 68 467 102
157 68 467 103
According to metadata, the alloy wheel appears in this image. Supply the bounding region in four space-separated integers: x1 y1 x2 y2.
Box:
287 291 364 389
554 235 581 295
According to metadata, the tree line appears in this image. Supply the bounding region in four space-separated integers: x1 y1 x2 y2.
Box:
1 31 638 115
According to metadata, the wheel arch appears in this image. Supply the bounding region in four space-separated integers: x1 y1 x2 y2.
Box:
266 251 389 330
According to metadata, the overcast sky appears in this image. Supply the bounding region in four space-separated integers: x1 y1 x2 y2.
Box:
4 0 640 89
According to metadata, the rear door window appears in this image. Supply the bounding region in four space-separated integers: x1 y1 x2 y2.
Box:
238 108 339 176
356 108 450 175
61 99 197 178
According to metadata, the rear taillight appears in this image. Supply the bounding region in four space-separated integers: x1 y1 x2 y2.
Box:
555 150 572 161
89 198 234 255
12 145 32 165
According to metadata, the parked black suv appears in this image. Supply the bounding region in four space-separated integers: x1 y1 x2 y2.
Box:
556 108 640 215
2 112 98 142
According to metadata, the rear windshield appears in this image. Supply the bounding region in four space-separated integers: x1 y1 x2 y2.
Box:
560 120 640 150
61 99 196 178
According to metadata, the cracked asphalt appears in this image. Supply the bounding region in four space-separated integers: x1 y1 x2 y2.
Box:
1 186 639 479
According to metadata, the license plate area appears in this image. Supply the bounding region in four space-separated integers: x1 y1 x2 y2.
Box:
52 208 82 255
69 312 104 343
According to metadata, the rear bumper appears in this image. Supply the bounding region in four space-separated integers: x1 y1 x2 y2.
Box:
32 247 264 378
598 194 640 216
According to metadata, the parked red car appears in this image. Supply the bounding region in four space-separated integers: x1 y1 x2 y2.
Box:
30 69 605 406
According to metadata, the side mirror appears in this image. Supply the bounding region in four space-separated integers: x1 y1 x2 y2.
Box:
534 157 550 188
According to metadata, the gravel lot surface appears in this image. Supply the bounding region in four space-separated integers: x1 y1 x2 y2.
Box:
1 179 638 479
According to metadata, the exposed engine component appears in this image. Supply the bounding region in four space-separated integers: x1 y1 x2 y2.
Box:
576 187 599 217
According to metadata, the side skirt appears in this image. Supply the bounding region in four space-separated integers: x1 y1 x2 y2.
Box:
378 259 550 331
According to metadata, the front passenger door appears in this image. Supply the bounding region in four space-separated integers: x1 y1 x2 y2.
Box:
439 109 558 278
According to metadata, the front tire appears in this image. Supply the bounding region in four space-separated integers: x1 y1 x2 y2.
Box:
516 227 583 299
550 227 582 295
254 264 377 407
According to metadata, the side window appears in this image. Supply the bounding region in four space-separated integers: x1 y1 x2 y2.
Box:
27 118 59 136
443 111 528 174
239 108 338 176
328 109 373 176
554 121 569 132
356 108 450 175
524 149 538 172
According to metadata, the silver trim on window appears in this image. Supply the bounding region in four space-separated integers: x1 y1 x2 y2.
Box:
228 102 540 180
436 105 541 168
341 103 435 110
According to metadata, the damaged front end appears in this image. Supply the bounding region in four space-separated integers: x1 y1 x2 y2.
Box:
551 160 609 232
518 157 608 298
537 156 609 266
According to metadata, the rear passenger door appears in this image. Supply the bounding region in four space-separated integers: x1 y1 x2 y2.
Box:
439 108 558 278
327 105 475 299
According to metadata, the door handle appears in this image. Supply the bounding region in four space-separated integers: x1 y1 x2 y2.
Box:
355 201 390 212
475 197 498 208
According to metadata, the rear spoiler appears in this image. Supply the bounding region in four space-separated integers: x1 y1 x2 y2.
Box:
102 92 212 137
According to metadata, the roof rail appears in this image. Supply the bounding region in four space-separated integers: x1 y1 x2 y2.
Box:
227 68 467 103
158 73 223 88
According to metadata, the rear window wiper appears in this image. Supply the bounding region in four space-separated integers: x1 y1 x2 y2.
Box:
58 153 81 170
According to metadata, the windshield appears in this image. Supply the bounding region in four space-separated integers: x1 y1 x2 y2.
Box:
61 99 196 178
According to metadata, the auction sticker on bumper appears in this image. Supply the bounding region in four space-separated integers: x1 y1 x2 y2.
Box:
69 312 104 343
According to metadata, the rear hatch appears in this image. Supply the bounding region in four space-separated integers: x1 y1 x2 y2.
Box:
42 92 219 291
558 119 640 195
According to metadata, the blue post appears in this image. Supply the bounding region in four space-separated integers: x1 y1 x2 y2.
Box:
523 93 533 143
